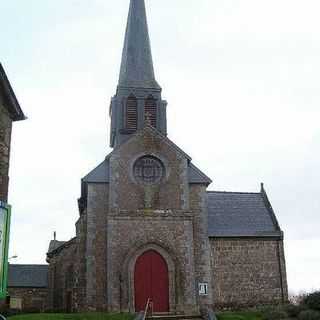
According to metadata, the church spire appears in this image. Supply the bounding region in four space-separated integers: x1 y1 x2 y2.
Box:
118 0 160 89
109 0 167 148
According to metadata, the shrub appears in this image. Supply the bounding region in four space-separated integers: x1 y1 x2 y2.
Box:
298 310 320 320
303 291 320 311
261 306 288 320
286 304 306 317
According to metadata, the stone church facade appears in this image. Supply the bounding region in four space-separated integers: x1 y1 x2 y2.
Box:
46 0 288 313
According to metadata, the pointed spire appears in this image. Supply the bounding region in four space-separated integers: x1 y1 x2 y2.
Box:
118 0 160 89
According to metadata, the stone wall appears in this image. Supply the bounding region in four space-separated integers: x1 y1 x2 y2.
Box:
210 238 288 308
109 127 189 212
47 240 77 312
0 102 12 202
85 183 109 311
8 287 48 312
75 212 87 311
189 184 213 309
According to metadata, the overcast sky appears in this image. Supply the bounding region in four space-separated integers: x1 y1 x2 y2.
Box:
1 0 319 295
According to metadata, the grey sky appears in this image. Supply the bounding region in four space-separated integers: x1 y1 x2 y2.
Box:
1 0 319 294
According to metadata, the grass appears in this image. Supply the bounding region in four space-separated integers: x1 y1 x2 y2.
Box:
7 311 262 320
217 311 263 320
8 313 134 320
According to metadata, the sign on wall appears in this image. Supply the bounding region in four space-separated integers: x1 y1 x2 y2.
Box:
198 282 209 296
0 201 11 299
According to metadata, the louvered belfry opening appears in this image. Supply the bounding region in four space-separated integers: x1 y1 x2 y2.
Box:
145 95 157 127
126 95 138 130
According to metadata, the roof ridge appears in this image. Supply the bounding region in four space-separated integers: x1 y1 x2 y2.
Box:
207 190 260 195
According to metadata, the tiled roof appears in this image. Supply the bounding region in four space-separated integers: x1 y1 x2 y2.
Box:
8 264 48 288
207 191 282 238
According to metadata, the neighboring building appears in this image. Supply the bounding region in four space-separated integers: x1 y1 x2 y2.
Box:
0 63 25 203
8 265 48 312
46 0 288 313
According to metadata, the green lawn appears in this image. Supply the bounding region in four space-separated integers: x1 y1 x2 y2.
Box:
217 311 262 320
8 313 134 320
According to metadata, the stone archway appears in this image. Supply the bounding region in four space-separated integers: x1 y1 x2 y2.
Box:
123 243 176 312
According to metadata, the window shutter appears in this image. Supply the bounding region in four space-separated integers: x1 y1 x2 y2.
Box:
145 96 157 127
126 95 138 130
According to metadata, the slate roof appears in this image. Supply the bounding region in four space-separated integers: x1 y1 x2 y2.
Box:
82 158 110 183
188 163 212 185
48 240 66 253
0 63 25 121
82 153 211 185
118 0 160 89
8 264 48 288
207 190 282 238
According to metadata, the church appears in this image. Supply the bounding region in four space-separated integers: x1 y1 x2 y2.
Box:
46 0 288 314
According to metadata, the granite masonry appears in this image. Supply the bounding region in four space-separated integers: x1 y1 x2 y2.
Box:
45 0 288 313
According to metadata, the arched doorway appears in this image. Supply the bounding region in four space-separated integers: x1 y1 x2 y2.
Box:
134 250 169 312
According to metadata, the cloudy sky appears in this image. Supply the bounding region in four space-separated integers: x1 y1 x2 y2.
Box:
1 0 319 295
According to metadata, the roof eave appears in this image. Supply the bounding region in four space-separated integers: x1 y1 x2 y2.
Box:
8 285 48 289
0 63 26 121
209 231 284 240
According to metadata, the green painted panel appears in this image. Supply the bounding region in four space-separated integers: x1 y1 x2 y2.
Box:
0 201 11 299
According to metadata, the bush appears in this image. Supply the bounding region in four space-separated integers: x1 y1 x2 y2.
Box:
298 310 320 320
285 304 306 317
303 291 320 311
261 306 288 320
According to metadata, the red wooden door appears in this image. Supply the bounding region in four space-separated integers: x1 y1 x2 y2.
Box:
134 250 169 312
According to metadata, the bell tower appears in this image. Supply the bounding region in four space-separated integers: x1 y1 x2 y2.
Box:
109 0 167 148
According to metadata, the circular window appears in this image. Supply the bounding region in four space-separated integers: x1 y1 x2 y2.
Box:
133 156 165 184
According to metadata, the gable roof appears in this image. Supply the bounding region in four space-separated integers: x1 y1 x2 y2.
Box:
8 264 48 288
207 190 282 238
0 63 25 121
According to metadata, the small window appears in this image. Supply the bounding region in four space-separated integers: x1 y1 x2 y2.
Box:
126 95 138 130
144 96 157 127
